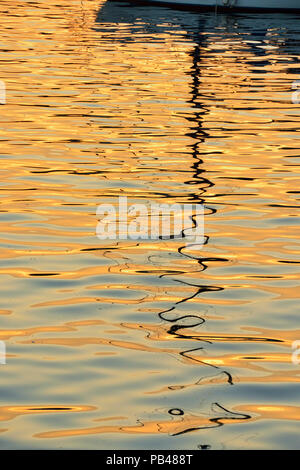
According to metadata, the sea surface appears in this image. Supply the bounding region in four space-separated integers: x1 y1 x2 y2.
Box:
0 0 299 449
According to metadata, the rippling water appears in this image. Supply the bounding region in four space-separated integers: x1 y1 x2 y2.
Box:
0 0 299 450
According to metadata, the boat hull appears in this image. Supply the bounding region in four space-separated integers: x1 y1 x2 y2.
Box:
129 0 300 11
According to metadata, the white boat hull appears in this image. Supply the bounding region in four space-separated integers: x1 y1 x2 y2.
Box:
132 0 300 10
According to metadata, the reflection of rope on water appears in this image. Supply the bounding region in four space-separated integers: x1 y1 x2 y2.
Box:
171 402 251 436
157 257 234 385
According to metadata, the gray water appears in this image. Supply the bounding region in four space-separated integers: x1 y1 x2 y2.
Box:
0 0 299 449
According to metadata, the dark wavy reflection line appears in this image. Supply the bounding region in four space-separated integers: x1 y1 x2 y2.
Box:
179 347 233 385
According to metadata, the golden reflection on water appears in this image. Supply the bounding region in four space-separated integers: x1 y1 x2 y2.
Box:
33 403 300 439
0 404 96 423
0 0 299 449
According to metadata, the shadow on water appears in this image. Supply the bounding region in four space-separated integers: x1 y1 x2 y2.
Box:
0 0 299 449
96 0 297 432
